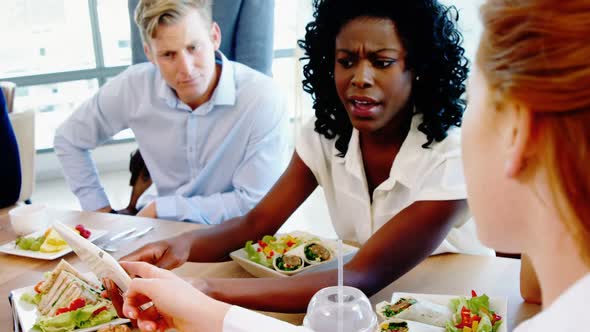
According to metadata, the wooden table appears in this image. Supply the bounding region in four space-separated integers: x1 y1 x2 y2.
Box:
0 208 540 331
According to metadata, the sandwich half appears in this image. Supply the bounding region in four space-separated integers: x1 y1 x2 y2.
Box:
23 259 122 332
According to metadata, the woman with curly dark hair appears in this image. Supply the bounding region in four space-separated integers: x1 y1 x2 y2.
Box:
114 0 491 329
300 0 468 155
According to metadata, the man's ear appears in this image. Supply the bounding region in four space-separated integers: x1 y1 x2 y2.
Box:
143 43 155 64
210 22 221 51
503 101 535 178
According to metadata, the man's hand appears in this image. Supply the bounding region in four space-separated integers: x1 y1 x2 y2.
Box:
137 201 157 219
96 205 114 213
119 233 192 269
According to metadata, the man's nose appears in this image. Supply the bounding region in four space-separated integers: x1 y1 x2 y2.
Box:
176 52 192 75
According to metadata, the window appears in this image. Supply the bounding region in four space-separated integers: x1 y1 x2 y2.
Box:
0 0 96 76
1 0 312 151
441 0 486 61
0 0 131 151
97 0 133 67
272 0 313 123
0 0 484 151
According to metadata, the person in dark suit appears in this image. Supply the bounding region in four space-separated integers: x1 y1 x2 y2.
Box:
0 89 21 208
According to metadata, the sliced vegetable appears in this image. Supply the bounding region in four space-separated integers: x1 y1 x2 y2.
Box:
446 292 502 332
244 234 305 268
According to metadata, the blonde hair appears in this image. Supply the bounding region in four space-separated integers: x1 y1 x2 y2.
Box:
478 0 590 264
134 0 213 43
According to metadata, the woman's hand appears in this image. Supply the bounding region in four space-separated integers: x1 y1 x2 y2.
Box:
120 233 192 270
120 261 231 332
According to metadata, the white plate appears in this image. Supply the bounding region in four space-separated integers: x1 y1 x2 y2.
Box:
389 292 507 332
0 228 107 260
229 231 359 278
10 273 130 332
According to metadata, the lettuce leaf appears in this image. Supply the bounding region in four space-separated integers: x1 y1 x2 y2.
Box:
467 294 490 314
244 240 273 268
446 295 500 332
492 318 503 332
445 321 460 332
477 314 493 332
78 307 118 328
244 234 306 268
35 302 118 332
20 292 42 305
35 311 76 332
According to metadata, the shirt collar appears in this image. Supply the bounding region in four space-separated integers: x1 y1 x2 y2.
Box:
155 51 236 110
334 114 435 190
208 51 236 107
390 114 435 189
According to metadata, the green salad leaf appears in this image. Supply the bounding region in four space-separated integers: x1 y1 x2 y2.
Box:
244 240 272 268
244 234 305 268
34 302 118 332
446 294 502 332
20 292 42 305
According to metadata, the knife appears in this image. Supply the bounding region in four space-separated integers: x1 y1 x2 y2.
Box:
109 228 137 242
53 222 132 292
123 226 154 240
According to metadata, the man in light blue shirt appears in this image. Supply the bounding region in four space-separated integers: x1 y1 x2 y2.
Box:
54 0 288 224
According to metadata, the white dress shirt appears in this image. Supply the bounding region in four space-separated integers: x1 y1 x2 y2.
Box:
294 115 493 255
224 306 312 332
54 52 288 224
221 114 492 331
514 273 590 331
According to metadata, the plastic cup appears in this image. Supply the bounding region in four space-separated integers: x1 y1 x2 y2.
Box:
303 286 377 332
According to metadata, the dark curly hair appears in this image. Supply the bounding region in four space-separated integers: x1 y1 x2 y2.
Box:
298 0 469 156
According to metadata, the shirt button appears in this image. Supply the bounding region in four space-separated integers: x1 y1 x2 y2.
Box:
189 147 193 152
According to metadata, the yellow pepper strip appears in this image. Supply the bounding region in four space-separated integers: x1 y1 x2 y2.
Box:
472 320 479 331
462 327 472 332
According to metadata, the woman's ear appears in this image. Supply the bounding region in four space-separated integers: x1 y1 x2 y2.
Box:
503 102 535 178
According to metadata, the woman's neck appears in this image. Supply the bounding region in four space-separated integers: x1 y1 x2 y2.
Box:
528 223 590 309
359 109 412 149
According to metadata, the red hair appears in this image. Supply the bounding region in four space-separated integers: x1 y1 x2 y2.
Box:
478 0 590 262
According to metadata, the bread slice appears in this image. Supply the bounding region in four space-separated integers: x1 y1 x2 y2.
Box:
39 260 99 293
37 261 103 317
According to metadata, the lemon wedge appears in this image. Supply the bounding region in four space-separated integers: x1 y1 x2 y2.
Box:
40 228 68 252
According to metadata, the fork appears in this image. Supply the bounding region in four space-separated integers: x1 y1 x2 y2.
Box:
98 244 118 253
123 226 154 240
95 239 119 253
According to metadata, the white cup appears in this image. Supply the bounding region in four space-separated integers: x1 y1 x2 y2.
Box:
9 204 50 236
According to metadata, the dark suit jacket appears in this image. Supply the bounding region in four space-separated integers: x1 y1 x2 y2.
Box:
0 91 21 208
128 0 275 75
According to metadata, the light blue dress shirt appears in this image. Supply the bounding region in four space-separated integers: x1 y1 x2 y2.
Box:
54 53 289 224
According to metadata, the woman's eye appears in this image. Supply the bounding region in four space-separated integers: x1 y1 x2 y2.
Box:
337 59 354 68
373 59 396 68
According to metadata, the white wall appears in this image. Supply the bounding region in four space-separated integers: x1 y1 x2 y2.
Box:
36 141 137 181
